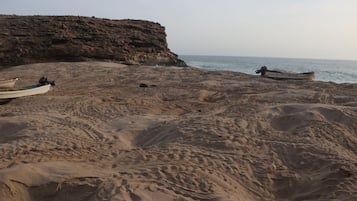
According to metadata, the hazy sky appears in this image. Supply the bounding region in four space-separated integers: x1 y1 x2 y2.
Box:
1 0 356 60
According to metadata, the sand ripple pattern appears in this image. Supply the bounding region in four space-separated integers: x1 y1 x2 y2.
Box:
0 62 356 201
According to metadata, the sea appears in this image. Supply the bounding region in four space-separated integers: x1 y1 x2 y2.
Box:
179 55 357 84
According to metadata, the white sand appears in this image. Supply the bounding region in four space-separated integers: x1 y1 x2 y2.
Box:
0 61 356 201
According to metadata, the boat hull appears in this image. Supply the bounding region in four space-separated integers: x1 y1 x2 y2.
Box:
0 84 51 99
256 66 315 81
0 78 18 88
263 71 315 80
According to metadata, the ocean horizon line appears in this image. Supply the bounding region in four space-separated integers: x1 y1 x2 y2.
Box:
180 55 357 83
179 54 357 62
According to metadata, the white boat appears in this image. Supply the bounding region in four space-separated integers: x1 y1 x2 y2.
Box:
0 84 51 99
256 66 315 80
0 78 18 88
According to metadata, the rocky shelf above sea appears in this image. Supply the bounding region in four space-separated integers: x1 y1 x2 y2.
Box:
0 15 187 68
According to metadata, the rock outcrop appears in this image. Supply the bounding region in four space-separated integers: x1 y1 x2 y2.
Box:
0 15 186 68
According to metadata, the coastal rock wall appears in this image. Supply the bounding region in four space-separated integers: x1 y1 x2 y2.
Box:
0 15 186 67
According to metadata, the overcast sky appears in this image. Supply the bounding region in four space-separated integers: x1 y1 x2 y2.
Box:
1 0 356 60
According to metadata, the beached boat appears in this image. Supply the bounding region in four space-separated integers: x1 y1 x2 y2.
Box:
0 77 54 101
0 78 18 88
256 66 315 80
0 84 52 99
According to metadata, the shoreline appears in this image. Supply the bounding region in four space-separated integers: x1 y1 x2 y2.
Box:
181 55 357 84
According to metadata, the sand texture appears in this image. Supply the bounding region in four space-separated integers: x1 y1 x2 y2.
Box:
0 62 356 201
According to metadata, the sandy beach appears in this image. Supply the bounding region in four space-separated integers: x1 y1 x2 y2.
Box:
0 61 356 201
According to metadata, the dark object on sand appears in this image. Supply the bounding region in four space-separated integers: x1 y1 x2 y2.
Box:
0 98 13 105
38 76 55 86
139 83 149 88
139 83 157 88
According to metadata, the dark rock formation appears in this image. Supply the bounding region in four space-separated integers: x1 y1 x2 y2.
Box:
0 15 187 68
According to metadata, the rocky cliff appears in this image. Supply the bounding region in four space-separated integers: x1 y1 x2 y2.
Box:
0 15 186 68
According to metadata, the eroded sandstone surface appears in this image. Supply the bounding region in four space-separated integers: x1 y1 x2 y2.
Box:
0 15 186 68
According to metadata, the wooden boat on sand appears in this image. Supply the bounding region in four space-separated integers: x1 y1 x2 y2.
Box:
256 66 315 80
0 84 52 99
0 78 18 88
0 77 55 102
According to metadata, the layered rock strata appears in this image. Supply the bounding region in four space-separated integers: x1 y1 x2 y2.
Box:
0 15 186 68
